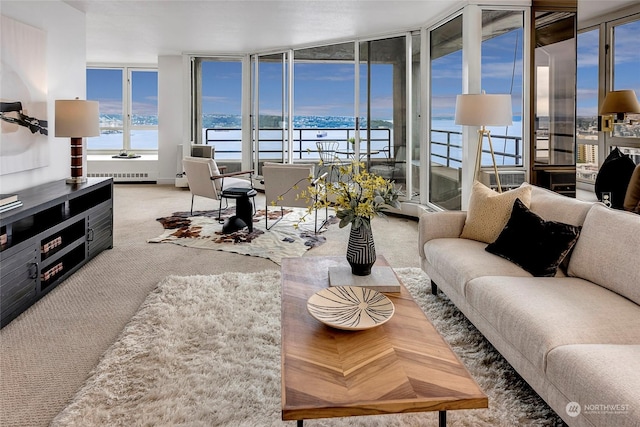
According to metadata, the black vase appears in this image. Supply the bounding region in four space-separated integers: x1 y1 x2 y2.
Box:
346 222 376 276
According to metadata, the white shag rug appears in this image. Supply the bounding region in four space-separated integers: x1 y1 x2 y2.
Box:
52 269 563 426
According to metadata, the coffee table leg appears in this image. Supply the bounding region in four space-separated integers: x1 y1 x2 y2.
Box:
439 410 446 426
297 420 304 427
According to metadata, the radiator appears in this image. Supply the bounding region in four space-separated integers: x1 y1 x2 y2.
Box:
87 172 156 182
87 155 158 183
480 170 526 190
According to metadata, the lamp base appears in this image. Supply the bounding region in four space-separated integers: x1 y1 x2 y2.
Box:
66 176 88 185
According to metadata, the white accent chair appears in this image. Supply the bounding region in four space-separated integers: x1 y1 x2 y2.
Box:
182 156 254 218
262 162 328 233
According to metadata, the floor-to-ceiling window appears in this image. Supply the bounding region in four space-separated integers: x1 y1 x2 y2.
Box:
480 10 524 170
359 36 407 193
576 27 600 184
410 32 421 201
429 14 463 210
293 42 356 169
184 4 531 213
252 52 289 173
87 67 158 153
574 12 640 198
192 57 243 160
608 16 640 163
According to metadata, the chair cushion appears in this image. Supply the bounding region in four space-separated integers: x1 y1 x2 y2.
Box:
209 160 222 190
221 176 252 192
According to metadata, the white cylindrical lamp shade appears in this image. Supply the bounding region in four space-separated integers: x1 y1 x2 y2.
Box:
600 90 640 114
55 100 100 137
455 94 513 126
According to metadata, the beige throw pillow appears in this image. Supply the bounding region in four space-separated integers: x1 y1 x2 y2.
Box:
460 181 532 243
623 164 640 213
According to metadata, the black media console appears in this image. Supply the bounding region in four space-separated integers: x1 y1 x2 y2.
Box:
0 178 113 327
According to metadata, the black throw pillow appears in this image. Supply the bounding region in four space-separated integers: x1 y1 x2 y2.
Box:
486 198 582 277
595 147 636 209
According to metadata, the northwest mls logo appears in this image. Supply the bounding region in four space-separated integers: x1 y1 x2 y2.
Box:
566 402 581 417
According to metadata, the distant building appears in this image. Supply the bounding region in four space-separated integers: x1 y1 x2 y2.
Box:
577 143 598 164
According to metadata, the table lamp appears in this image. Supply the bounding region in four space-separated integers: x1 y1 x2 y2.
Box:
455 92 513 193
599 89 640 132
55 99 100 184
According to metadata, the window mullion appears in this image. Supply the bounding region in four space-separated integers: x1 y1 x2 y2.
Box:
125 68 132 151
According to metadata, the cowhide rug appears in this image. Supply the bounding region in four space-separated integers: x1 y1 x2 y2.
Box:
148 207 337 265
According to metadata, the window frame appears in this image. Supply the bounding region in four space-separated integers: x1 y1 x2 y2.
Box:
603 12 640 153
86 65 158 154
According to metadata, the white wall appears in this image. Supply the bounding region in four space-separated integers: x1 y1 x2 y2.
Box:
0 1 87 194
157 55 185 185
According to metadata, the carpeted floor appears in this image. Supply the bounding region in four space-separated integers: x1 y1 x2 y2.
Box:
0 184 421 427
51 269 563 426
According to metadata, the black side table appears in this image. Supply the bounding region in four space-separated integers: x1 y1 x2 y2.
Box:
220 187 257 233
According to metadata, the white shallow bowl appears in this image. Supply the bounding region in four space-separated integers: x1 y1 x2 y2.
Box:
306 286 395 331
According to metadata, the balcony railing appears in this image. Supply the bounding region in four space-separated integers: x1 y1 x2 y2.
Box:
204 127 392 160
430 129 523 167
203 127 523 168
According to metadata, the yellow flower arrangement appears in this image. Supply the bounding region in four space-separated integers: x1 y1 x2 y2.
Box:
307 160 402 229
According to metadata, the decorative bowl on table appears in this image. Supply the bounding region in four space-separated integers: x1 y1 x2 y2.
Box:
306 286 395 331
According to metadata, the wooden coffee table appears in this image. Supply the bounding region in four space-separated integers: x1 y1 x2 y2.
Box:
281 255 487 426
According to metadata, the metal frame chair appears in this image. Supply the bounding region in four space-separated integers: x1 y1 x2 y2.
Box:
316 141 342 182
262 162 329 233
182 156 255 220
370 145 406 181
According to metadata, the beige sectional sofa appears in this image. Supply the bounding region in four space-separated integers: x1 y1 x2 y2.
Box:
418 183 640 427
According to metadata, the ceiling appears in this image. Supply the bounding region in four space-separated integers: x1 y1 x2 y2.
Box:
64 0 639 65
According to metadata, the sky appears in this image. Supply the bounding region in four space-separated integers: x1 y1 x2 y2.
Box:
87 19 638 122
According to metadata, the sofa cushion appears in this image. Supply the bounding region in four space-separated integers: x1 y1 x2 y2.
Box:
423 238 534 297
460 181 532 244
486 198 581 277
528 184 593 226
546 344 640 427
465 276 640 373
568 203 640 305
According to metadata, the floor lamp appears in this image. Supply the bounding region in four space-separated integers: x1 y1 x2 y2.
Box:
455 93 513 193
55 99 100 184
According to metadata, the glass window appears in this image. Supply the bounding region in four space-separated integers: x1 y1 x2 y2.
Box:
359 36 405 187
612 19 640 141
576 28 600 184
294 42 356 167
253 52 289 172
481 10 524 168
130 70 158 151
195 58 243 159
87 68 123 150
533 11 576 167
430 14 463 210
87 67 158 152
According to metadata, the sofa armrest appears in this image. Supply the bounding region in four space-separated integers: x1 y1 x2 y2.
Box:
418 211 467 259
